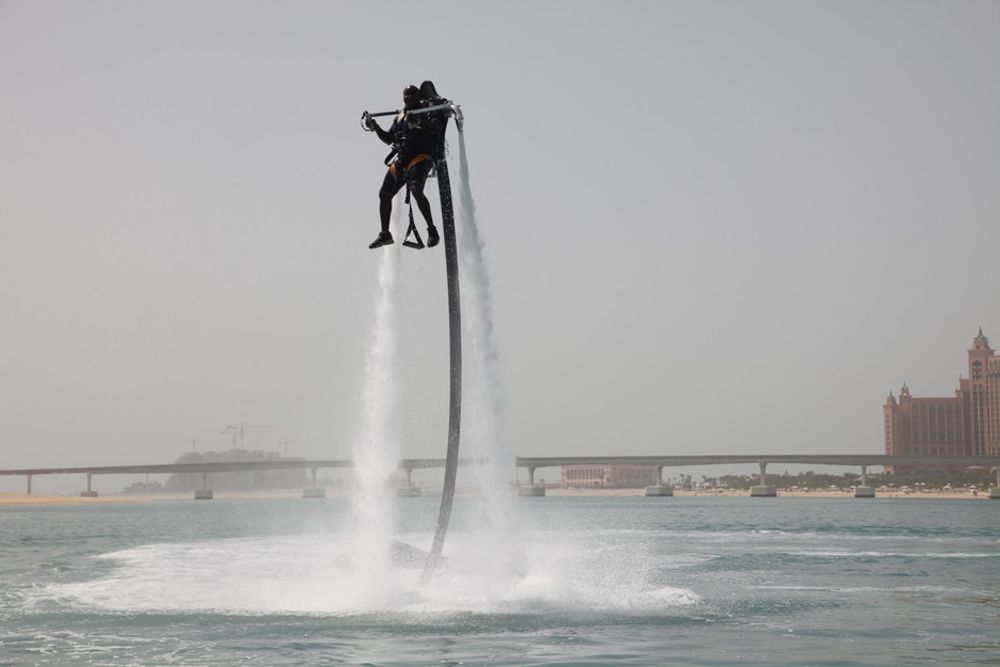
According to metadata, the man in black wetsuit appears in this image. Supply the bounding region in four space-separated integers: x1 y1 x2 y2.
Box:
366 85 441 249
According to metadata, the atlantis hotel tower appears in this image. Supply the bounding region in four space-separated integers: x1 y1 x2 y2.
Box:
884 328 1000 460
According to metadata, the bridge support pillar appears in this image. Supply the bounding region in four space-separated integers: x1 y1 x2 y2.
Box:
26 474 32 495
646 465 673 496
750 461 776 497
396 466 420 497
303 467 325 498
519 466 545 496
80 473 98 497
854 465 875 497
195 472 213 499
990 466 1000 499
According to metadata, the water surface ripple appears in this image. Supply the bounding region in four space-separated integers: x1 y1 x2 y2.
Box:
2 496 999 665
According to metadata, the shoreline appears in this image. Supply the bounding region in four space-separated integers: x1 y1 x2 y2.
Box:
1 487 993 506
546 488 992 499
0 489 331 506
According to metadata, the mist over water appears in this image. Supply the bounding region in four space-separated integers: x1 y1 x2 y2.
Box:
38 522 698 616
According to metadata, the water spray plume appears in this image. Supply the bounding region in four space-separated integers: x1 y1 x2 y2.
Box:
348 205 402 606
456 131 517 537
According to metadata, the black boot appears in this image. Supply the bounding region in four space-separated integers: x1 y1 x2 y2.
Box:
426 225 440 248
369 231 394 249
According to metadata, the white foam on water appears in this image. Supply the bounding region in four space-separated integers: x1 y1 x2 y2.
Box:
38 531 699 615
744 585 974 593
786 550 1000 559
670 530 959 543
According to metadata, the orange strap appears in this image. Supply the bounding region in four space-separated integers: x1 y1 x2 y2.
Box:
389 154 432 179
406 154 431 169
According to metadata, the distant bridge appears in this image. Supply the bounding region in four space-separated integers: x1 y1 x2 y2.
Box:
515 454 1000 478
514 455 1000 490
2 454 998 496
0 458 474 495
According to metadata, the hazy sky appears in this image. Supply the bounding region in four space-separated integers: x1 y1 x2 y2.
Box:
2 1 999 491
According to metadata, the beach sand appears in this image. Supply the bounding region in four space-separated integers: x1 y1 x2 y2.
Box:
0 492 154 506
0 489 317 506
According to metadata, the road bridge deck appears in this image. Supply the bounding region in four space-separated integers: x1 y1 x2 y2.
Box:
5 454 997 498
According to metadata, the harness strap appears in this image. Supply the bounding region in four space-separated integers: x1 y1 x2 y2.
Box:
401 182 425 249
389 153 432 178
406 154 432 169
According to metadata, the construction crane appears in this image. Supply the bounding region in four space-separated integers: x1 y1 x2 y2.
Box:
222 424 280 451
277 440 299 458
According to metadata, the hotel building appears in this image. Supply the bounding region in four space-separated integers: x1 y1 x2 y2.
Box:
883 328 1000 465
560 464 660 489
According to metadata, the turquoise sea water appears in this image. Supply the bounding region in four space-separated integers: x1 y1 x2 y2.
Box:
2 496 999 666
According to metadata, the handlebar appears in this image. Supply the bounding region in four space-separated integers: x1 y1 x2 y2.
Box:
360 102 463 132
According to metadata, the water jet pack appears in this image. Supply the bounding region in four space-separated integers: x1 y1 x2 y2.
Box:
361 83 465 579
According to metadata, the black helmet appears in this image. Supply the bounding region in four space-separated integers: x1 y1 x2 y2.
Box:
403 85 419 108
419 80 440 101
